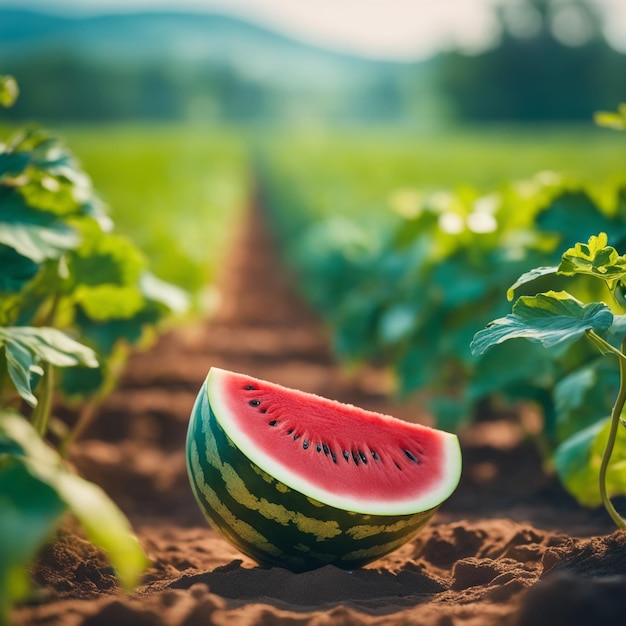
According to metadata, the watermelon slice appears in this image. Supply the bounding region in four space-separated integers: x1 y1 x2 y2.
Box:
187 367 462 571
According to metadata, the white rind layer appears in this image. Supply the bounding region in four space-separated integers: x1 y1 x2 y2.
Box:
205 367 462 516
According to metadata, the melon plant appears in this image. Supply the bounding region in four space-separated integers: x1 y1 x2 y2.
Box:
472 232 626 528
187 367 462 571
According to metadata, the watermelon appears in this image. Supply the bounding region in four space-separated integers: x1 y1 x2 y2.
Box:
186 367 462 571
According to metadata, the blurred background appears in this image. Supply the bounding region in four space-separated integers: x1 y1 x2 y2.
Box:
2 0 626 298
3 0 626 125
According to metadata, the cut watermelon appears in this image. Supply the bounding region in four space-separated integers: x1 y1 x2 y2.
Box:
186 367 462 571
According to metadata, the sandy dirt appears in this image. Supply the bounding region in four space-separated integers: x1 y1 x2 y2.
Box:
13 203 626 626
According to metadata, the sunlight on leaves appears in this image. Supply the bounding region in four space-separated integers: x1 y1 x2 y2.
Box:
470 291 614 356
558 232 626 280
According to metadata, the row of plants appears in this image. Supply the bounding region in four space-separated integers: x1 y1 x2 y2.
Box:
0 76 189 623
260 107 626 519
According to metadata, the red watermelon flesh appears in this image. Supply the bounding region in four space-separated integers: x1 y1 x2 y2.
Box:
206 367 461 515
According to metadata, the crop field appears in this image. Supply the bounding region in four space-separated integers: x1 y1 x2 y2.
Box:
5 111 626 626
53 124 250 298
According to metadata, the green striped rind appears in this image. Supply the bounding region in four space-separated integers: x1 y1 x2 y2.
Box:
186 381 437 571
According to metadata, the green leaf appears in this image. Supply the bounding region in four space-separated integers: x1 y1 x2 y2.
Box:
0 456 66 622
0 191 80 263
506 266 559 301
0 327 98 406
554 416 626 507
554 360 619 440
2 341 42 407
0 75 18 108
558 232 626 280
470 291 614 356
0 327 98 369
74 284 144 321
0 411 148 591
0 245 39 292
469 339 555 400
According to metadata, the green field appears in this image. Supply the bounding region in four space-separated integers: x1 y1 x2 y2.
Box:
58 124 251 302
14 122 624 308
262 124 626 223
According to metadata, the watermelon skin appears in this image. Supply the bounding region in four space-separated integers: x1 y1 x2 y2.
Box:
187 379 441 572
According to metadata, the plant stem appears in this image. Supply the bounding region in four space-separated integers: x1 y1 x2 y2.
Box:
31 362 53 438
59 397 99 458
599 337 626 530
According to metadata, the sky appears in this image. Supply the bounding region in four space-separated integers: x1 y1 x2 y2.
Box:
2 0 626 61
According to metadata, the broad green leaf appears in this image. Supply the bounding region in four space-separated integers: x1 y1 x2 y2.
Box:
470 291 614 356
554 361 619 439
0 245 39 292
0 456 66 623
74 284 144 321
2 341 41 407
70 225 146 288
0 327 98 369
0 411 148 591
0 192 80 262
0 75 18 108
0 327 98 406
506 266 559 301
558 232 626 280
554 417 626 507
469 339 554 400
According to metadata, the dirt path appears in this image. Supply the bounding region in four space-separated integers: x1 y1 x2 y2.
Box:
14 202 626 626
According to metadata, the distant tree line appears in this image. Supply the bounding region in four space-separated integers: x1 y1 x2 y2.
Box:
436 0 626 121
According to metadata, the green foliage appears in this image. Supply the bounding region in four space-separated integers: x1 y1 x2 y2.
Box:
262 120 626 514
0 410 148 624
0 78 190 619
470 292 614 353
473 233 626 526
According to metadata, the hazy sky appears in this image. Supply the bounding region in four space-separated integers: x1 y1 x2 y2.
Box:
3 0 626 60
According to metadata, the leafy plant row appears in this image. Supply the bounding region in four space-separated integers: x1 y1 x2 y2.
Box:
0 76 187 622
260 109 626 513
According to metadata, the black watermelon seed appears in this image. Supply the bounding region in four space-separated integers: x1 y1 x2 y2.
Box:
371 451 380 462
316 443 322 453
268 420 277 427
343 450 350 462
303 440 310 450
403 449 419 463
287 428 294 435
358 450 368 464
245 385 255 390
395 461 403 471
293 433 300 441
351 450 360 466
330 450 337 464
248 399 261 407
260 409 267 414
322 443 330 456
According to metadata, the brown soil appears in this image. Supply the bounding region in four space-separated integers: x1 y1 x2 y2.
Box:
13 203 626 626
